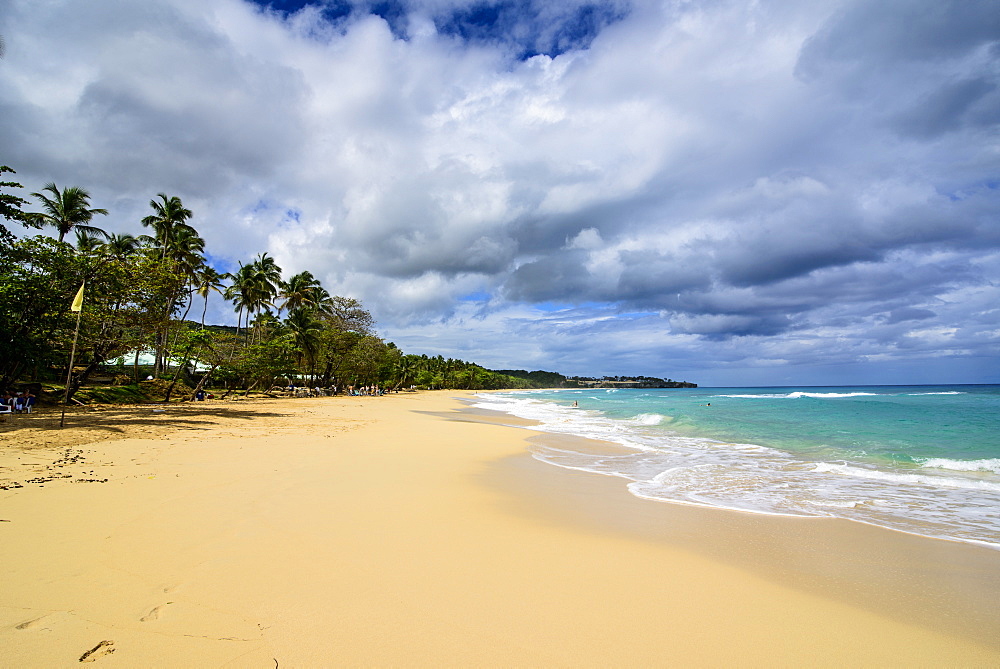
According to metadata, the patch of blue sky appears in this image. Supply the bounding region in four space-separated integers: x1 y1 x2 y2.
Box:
531 300 614 313
941 178 1000 201
244 199 302 227
247 0 315 15
434 1 628 59
245 0 628 59
247 198 274 214
204 251 238 275
458 291 492 302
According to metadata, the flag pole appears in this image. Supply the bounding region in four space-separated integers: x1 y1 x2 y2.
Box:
61 282 85 428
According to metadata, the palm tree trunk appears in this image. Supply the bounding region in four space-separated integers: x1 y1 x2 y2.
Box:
189 362 219 400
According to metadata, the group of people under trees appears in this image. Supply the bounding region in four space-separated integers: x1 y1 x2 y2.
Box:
1 389 36 414
281 383 394 397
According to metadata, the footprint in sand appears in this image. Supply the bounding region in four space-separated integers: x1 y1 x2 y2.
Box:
15 615 49 630
140 603 170 622
79 640 115 662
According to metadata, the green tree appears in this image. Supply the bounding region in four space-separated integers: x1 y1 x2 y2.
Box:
284 307 322 380
0 165 40 245
244 253 282 343
224 262 254 340
74 229 104 256
139 193 204 374
28 183 108 243
279 270 322 315
0 236 81 387
64 251 174 401
101 233 144 260
194 265 225 328
140 193 194 260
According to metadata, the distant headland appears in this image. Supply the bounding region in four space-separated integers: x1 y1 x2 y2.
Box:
492 370 697 389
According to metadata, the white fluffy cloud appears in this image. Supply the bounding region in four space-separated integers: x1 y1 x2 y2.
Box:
2 0 998 384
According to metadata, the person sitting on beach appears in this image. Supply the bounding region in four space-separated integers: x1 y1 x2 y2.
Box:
13 392 26 413
24 390 36 413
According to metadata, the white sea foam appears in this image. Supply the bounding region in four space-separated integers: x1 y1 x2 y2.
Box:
717 391 881 399
804 499 865 508
919 457 1000 473
811 462 1000 491
906 391 964 395
632 413 666 425
472 391 1000 549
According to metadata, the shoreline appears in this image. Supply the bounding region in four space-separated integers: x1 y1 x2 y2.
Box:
1 392 998 665
457 400 1000 651
467 386 1000 551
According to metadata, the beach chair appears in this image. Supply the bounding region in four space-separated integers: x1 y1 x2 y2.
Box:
0 404 11 415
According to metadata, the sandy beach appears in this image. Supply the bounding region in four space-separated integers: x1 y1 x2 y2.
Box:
1 392 999 667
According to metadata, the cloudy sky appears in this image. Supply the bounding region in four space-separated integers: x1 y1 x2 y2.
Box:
2 0 999 386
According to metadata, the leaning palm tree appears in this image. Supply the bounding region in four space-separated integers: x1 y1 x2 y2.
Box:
29 183 109 243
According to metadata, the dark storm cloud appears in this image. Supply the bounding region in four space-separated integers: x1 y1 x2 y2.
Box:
894 75 1000 139
796 0 1000 73
797 0 1000 143
885 307 936 324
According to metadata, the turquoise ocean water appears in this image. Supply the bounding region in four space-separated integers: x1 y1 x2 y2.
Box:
472 385 1000 548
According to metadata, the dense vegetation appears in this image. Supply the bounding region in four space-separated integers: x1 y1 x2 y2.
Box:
564 376 697 388
0 164 550 402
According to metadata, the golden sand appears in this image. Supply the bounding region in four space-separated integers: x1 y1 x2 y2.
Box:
1 392 998 666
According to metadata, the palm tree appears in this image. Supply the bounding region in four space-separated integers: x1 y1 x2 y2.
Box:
279 270 322 315
285 307 322 380
29 183 109 243
101 233 143 260
74 229 104 256
224 263 254 339
244 253 282 342
166 226 206 285
140 193 203 374
250 309 280 343
251 252 282 302
162 228 207 363
194 266 225 328
313 286 337 320
140 193 194 259
393 355 416 390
